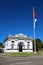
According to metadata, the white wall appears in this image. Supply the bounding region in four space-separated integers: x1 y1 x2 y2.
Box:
4 39 33 52
29 42 33 49
4 49 19 52
23 50 33 52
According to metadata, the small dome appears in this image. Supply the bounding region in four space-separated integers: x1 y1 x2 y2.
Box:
15 33 27 37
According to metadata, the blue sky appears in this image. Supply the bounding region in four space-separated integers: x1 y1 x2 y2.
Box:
0 0 43 42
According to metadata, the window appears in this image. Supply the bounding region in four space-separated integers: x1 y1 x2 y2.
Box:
11 44 14 50
27 42 29 43
27 42 29 49
11 41 15 43
23 44 25 49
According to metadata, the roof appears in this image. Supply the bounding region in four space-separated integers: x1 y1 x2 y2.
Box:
4 33 33 42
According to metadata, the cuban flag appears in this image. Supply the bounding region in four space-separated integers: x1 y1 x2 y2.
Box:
33 7 37 29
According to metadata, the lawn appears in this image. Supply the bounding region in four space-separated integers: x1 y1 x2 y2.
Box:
5 51 43 57
6 52 28 57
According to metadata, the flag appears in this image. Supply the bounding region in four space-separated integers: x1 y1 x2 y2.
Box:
34 10 37 22
33 7 37 28
34 10 36 18
33 7 37 53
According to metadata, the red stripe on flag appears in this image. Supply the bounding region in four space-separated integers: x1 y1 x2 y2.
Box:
34 11 36 18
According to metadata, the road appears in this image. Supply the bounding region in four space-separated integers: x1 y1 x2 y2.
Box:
0 56 43 65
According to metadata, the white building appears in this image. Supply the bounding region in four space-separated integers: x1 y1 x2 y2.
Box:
4 33 33 52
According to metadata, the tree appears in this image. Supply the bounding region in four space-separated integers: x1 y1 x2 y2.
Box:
33 39 42 52
0 42 4 48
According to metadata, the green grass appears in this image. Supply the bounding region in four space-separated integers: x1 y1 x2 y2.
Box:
5 51 43 57
6 52 28 57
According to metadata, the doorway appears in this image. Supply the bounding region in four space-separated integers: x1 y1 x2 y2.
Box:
18 42 23 52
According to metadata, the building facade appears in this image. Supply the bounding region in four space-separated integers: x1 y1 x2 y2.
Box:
4 33 33 52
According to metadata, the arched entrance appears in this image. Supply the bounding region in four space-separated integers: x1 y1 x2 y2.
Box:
18 42 23 52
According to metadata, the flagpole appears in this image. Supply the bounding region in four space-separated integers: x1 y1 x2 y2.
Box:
34 20 36 53
33 7 36 53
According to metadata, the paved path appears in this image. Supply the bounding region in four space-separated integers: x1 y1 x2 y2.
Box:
0 56 43 65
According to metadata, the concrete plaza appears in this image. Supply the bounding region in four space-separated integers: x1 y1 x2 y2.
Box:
0 56 43 65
